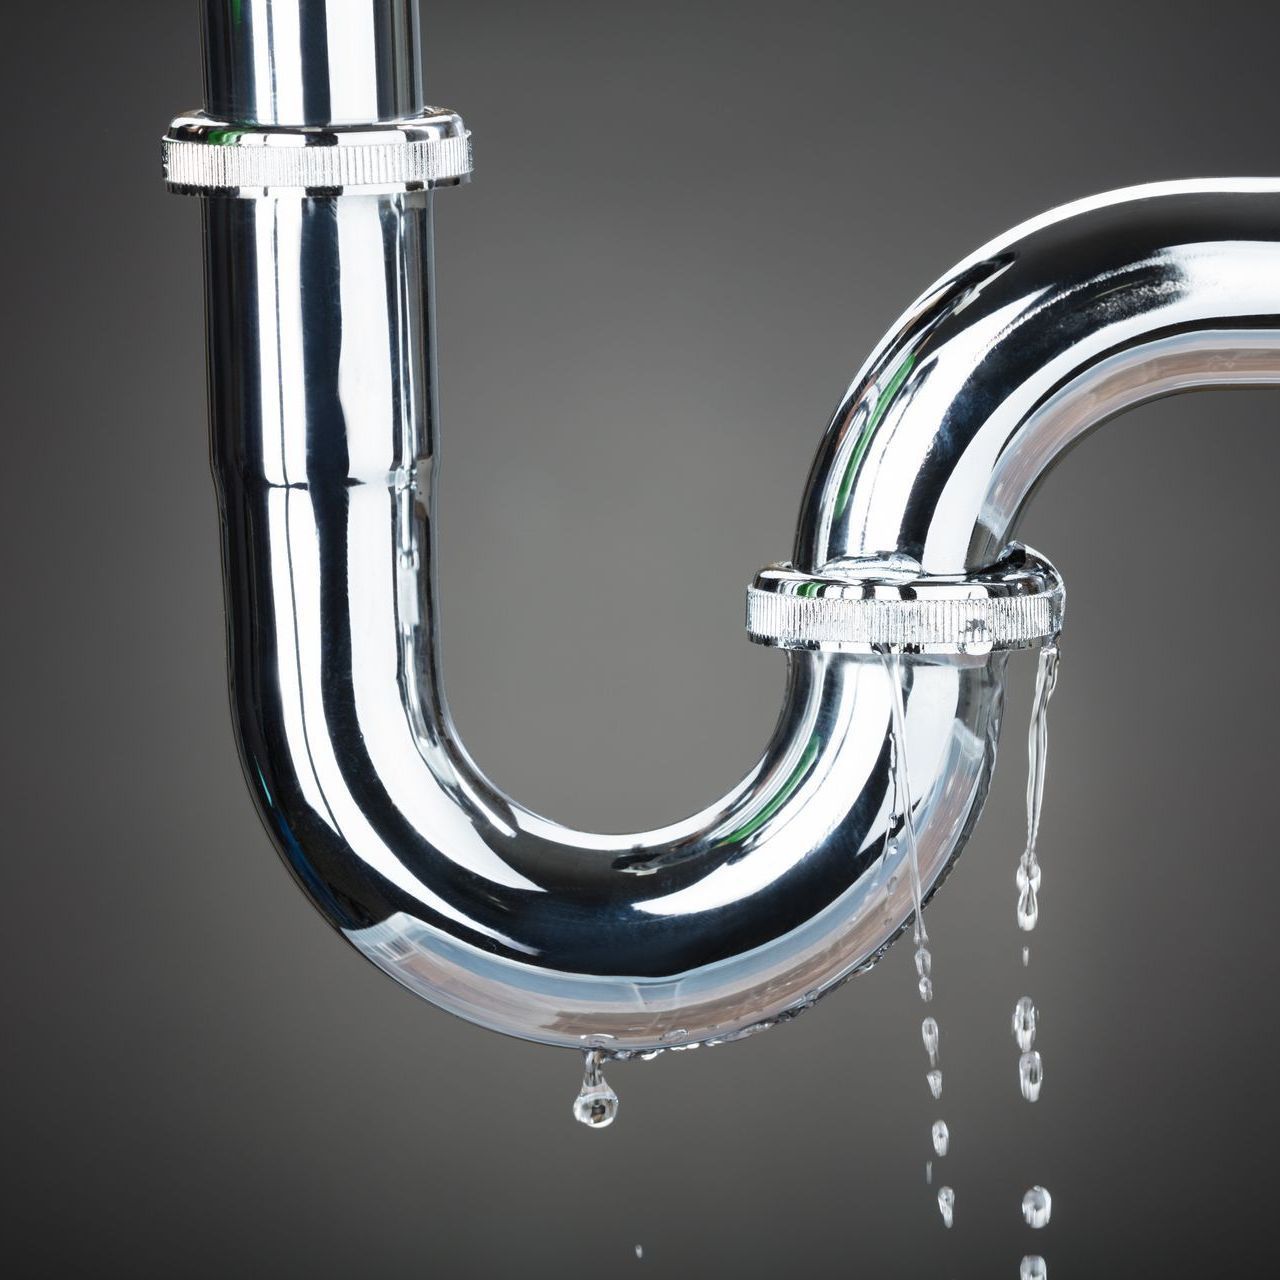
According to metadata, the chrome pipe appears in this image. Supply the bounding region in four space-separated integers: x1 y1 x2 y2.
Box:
171 4 1280 1054
797 180 1280 575
201 0 424 126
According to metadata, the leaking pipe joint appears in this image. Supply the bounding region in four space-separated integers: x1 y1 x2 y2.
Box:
166 1 1280 1054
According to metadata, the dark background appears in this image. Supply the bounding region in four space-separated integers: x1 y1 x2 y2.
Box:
3 1 1278 1275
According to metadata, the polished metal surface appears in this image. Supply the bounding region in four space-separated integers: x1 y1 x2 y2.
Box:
747 544 1064 655
203 185 1006 1050
173 3 1280 1054
796 179 1280 575
202 0 424 126
164 108 471 196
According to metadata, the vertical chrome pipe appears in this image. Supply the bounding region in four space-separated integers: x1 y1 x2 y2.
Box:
201 0 424 125
198 0 443 938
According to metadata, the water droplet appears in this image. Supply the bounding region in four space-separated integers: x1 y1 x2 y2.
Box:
925 1159 933 1185
1021 1186 1052 1229
922 1016 940 1065
927 1068 943 1099
1017 881 1040 932
1019 1050 1043 1102
1012 997 1037 1053
937 1185 955 1228
635 1245 644 1260
1022 946 1030 967
638 1050 661 1061
932 1119 949 1157
1020 1257 1047 1280
572 1049 618 1129
916 944 934 1000
1017 849 1042 894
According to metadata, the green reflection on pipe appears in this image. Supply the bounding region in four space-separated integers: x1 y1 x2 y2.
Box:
716 734 821 848
833 352 916 521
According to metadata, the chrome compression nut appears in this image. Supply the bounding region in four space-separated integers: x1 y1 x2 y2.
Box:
746 544 1064 656
163 107 471 196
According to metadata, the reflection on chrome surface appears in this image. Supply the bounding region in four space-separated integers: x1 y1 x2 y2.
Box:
170 2 1280 1053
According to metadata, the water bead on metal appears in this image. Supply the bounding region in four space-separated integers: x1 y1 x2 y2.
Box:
572 1049 619 1129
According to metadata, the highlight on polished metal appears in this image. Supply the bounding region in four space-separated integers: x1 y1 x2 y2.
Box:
167 1 1280 1057
747 545 1064 656
163 109 472 196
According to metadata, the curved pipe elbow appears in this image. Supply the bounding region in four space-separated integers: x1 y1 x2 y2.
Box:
204 179 1280 1054
799 179 1280 576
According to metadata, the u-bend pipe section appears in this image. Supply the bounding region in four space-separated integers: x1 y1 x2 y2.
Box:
191 1 1280 1057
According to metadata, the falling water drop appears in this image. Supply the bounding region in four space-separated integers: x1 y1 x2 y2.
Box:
1022 946 1030 967
1016 875 1040 933
927 1068 943 1099
635 1245 644 1260
916 945 934 1002
925 1160 933 1185
1020 1257 1047 1280
572 1049 619 1129
932 1119 950 1157
1017 850 1042 894
1016 851 1042 937
937 1186 955 1228
1019 1050 1043 1102
1021 1186 1052 1229
1012 997 1038 1054
922 1017 940 1066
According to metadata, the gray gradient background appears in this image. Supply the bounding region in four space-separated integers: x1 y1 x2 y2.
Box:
2 1 1277 1275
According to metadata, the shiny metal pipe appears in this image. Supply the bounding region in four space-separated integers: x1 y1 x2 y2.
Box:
798 180 1280 575
202 0 424 125
181 4 1280 1054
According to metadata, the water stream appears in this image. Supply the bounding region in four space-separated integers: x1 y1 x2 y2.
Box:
882 638 1062 1265
1018 645 1060 938
882 649 954 1225
573 1049 619 1128
571 637 1065 1274
1011 642 1060 1274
